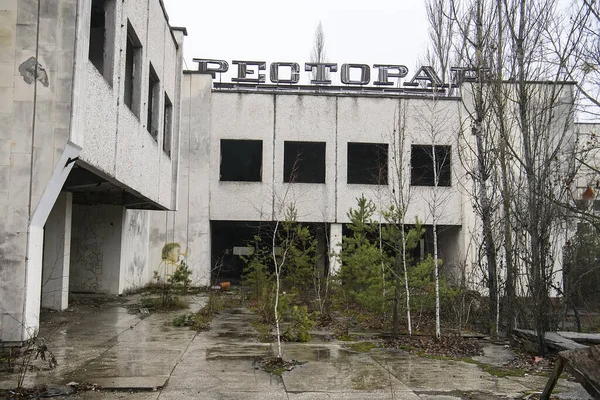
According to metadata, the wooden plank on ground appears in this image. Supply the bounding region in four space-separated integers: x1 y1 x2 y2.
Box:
541 345 600 400
560 345 600 400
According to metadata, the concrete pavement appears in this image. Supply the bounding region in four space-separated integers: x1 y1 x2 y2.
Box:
0 293 592 399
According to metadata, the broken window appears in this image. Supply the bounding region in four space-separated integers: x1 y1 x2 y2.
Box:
347 142 388 185
124 21 142 117
88 0 115 85
163 93 173 156
284 141 326 183
147 63 160 139
411 145 451 186
220 139 263 182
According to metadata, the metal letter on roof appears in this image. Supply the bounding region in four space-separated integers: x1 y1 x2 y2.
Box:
270 62 300 84
405 66 442 87
340 64 370 85
304 63 338 85
231 60 266 83
373 64 409 86
192 59 229 78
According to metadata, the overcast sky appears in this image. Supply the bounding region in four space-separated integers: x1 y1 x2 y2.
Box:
162 0 430 85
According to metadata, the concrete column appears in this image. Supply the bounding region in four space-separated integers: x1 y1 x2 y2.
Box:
42 192 72 310
329 223 343 275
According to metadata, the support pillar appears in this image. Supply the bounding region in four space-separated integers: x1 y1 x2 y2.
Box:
329 223 343 275
42 192 72 310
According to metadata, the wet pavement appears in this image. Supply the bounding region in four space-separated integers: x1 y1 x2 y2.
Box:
0 293 593 399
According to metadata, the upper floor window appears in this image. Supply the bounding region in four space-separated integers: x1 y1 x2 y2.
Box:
124 21 142 117
220 139 263 182
163 94 173 156
411 145 451 186
347 142 388 185
147 63 160 139
284 141 326 183
89 0 115 85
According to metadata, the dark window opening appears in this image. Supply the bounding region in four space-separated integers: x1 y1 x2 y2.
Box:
284 141 326 183
163 94 173 156
411 145 451 186
220 139 263 182
347 142 388 185
89 0 114 85
147 63 160 139
124 21 142 117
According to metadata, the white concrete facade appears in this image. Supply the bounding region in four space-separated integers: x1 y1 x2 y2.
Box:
148 75 470 286
0 0 184 342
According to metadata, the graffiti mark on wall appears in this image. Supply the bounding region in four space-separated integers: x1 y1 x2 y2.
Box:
156 242 188 282
18 57 49 87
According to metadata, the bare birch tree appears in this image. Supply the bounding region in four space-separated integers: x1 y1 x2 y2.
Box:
413 93 456 339
387 99 415 336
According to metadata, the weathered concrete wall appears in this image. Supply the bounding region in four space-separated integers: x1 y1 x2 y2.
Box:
70 204 123 294
149 73 212 286
0 0 79 341
119 209 150 291
41 192 72 310
73 0 184 209
209 92 463 226
1 0 184 341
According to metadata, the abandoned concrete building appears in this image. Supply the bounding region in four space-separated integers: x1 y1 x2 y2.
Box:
0 0 590 343
0 0 184 341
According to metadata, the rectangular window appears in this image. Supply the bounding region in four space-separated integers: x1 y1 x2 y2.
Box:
347 142 388 185
147 63 160 139
124 21 142 117
88 0 114 85
411 145 451 186
284 141 326 183
220 139 263 182
163 93 173 156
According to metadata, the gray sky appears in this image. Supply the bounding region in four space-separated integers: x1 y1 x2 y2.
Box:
163 0 430 84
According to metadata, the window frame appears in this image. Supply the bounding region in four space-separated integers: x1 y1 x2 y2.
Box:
88 0 115 86
124 20 142 118
163 93 173 157
146 63 160 139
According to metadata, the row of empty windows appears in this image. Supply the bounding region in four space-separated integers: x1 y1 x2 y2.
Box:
89 0 173 156
219 140 452 186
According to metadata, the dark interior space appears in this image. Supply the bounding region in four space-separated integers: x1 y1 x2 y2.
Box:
220 139 263 182
211 221 273 284
411 145 451 186
211 220 330 285
89 0 106 74
340 223 446 264
347 142 388 185
284 141 326 183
